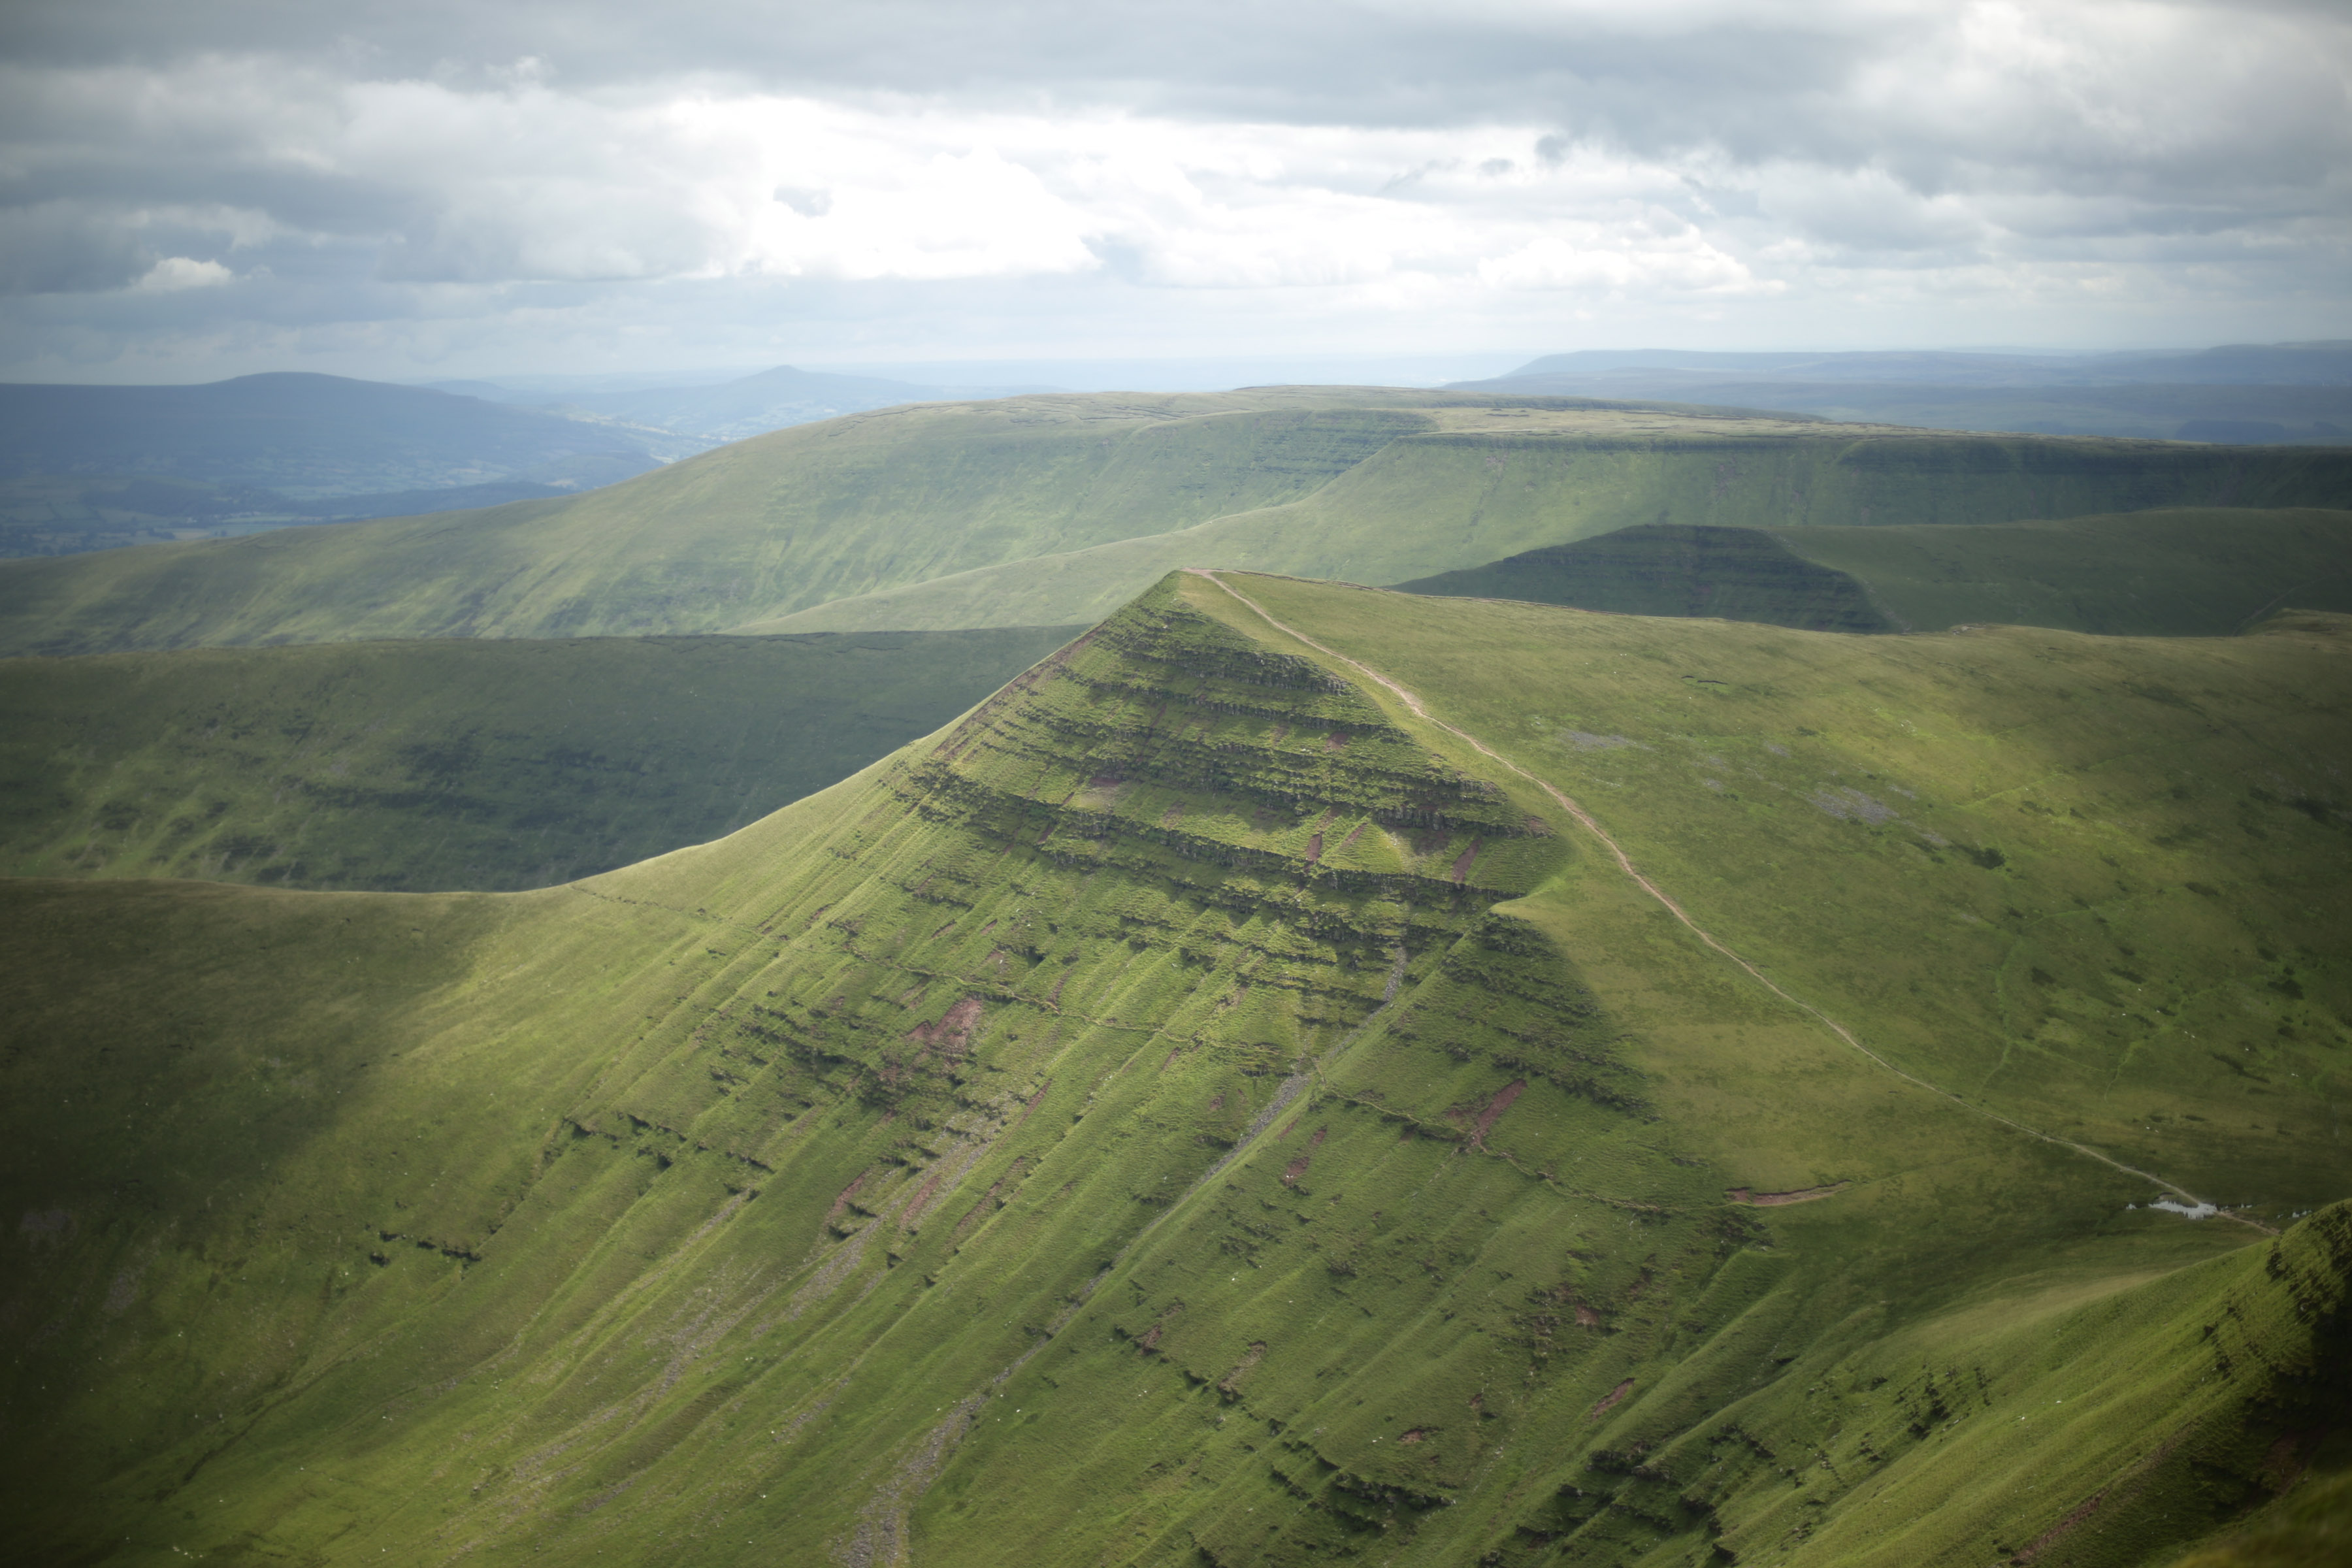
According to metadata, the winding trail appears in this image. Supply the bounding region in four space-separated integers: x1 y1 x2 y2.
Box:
1188 569 2271 1235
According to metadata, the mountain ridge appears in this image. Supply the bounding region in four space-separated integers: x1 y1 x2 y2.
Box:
5 571 2345 1565
5 389 2346 654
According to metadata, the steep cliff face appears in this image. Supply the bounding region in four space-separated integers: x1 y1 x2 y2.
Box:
4 574 2347 1567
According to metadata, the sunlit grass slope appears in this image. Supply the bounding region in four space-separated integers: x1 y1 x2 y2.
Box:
4 391 2345 653
745 414 2352 634
0 626 1076 890
3 575 2346 1567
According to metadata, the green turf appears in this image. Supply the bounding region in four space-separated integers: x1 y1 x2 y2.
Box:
1390 507 2352 640
3 393 2345 654
0 627 1078 890
2 574 2345 1565
746 416 2352 635
1778 506 2352 634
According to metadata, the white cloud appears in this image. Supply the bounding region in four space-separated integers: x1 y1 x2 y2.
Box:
133 256 235 291
1477 232 1767 295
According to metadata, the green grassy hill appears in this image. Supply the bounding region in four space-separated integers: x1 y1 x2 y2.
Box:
1396 508 2352 637
5 572 2345 1566
742 414 2352 634
0 391 1432 655
3 392 2345 654
0 627 1075 890
1454 376 2352 445
1450 343 2352 442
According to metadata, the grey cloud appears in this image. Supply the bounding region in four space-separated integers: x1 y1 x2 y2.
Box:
8 5 2345 212
0 201 152 293
0 2 2317 141
0 0 2344 374
0 4 1872 129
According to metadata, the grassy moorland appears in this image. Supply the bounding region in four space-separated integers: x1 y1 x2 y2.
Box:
1780 506 2352 633
0 627 1076 890
3 391 2345 654
0 391 1429 654
744 411 2352 634
1396 507 2352 637
2 572 2344 1567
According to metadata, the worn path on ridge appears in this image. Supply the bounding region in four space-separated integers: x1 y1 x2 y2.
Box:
1186 567 2270 1234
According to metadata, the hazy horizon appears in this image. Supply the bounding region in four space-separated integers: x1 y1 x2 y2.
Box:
12 340 2345 394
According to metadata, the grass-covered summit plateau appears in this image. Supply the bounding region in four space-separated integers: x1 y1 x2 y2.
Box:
2 389 2345 654
5 573 2347 1566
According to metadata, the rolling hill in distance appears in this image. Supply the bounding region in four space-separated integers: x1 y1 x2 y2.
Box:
1450 342 2352 444
0 373 687 559
442 363 1057 446
0 372 677 497
0 363 1051 559
5 570 2347 1567
3 388 2348 656
1463 342 2352 388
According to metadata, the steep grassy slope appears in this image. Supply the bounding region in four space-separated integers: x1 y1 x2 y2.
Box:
749 414 2352 634
1395 508 2352 637
4 576 2347 1567
0 627 1076 890
4 393 2347 654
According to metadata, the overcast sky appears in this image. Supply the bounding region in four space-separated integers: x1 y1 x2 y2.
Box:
3 0 2347 383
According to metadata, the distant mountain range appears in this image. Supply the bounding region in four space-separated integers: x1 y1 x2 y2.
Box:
0 372 669 496
1448 341 2352 442
5 387 2347 657
0 373 679 557
0 365 1037 557
8 347 2350 562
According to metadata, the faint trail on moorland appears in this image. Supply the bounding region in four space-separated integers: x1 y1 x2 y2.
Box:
1190 568 2270 1235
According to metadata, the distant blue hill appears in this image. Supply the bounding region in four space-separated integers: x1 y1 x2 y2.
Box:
0 372 666 498
439 363 1046 444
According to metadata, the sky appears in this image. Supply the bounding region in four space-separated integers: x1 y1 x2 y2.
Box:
2 0 2348 384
